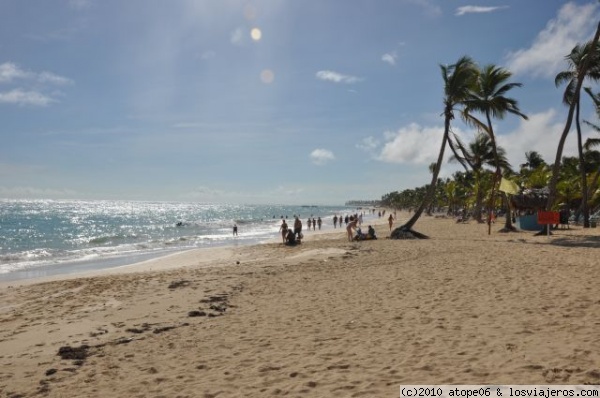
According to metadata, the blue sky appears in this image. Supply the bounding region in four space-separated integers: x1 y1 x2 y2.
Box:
1 0 599 205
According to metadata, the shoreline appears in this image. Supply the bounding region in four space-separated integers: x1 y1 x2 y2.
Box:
0 211 387 288
3 214 597 396
0 200 368 285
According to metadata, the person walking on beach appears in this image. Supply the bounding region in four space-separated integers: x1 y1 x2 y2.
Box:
233 224 238 236
279 220 288 244
346 216 358 242
333 215 338 228
388 214 394 231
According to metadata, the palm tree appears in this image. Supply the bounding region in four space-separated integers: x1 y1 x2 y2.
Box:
520 151 546 173
582 88 600 216
547 23 600 216
391 56 478 239
555 41 600 227
462 64 527 234
522 166 551 190
444 179 459 215
450 132 504 223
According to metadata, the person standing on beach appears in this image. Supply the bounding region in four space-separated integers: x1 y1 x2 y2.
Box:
317 217 322 230
333 215 338 228
294 217 303 239
346 216 358 241
388 214 394 231
279 220 288 244
233 224 238 236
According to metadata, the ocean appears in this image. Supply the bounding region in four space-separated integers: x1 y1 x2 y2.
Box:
0 199 363 282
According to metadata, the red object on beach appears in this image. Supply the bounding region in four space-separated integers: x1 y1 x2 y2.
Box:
537 211 559 225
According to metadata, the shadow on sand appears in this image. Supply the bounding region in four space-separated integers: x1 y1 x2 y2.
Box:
549 235 600 248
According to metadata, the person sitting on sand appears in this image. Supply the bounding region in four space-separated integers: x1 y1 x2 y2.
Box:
346 216 358 242
353 227 365 241
367 225 377 239
353 225 377 241
279 220 288 244
285 229 300 245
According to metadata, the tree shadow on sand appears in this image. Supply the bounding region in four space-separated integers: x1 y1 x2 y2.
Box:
549 235 600 248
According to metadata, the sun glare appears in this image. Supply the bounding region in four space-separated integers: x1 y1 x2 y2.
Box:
260 69 274 84
250 28 262 41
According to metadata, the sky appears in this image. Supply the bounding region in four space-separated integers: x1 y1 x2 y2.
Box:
1 0 600 205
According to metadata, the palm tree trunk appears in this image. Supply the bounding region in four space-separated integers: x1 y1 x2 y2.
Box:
393 110 451 237
547 21 600 211
587 168 600 203
485 111 501 235
474 172 484 223
500 192 518 232
576 102 590 227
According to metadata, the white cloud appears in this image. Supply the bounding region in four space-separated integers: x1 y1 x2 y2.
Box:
0 63 71 84
0 63 72 106
506 2 600 78
37 71 73 85
316 70 361 84
310 148 335 165
370 110 589 172
377 123 460 164
455 6 508 16
382 51 397 66
497 109 583 168
0 89 55 106
0 62 30 83
356 136 380 154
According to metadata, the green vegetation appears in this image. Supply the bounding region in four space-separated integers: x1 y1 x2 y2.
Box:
385 22 600 238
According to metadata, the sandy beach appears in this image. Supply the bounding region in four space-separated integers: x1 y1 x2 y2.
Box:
1 213 600 397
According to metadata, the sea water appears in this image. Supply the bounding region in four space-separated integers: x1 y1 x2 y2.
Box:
0 199 362 281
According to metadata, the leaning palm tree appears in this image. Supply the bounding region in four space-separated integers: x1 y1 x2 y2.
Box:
391 56 478 239
462 64 527 234
547 22 600 215
555 41 600 227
